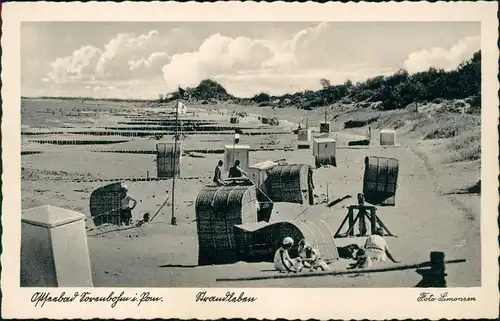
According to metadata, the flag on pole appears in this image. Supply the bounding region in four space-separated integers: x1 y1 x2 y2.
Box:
176 100 188 114
179 87 189 100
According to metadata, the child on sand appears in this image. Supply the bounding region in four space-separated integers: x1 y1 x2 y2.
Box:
297 239 329 272
274 237 302 273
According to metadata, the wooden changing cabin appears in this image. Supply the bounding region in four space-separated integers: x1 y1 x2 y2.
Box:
313 136 337 168
224 144 250 173
297 128 312 149
156 142 182 178
363 156 399 206
265 164 314 205
195 184 274 266
233 220 339 263
89 182 123 226
247 160 278 194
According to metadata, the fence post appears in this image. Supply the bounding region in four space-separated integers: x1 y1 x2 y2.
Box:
21 205 93 287
415 251 447 288
430 251 447 287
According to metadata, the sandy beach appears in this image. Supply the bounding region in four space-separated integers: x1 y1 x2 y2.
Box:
21 98 481 288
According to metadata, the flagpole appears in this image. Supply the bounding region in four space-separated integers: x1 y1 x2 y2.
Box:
171 98 179 226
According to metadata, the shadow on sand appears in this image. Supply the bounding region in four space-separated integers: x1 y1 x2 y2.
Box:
158 264 198 268
442 180 481 196
326 195 352 208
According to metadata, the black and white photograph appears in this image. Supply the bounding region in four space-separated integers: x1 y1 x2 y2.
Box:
2 1 498 320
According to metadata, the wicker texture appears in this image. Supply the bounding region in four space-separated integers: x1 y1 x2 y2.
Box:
233 220 339 263
156 143 182 178
89 182 122 226
195 184 270 266
363 156 399 206
265 164 312 204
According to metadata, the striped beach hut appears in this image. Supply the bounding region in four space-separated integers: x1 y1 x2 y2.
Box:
265 164 314 205
362 156 399 206
233 220 339 263
156 142 182 178
195 184 274 266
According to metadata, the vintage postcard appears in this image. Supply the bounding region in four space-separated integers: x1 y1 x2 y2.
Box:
1 1 499 319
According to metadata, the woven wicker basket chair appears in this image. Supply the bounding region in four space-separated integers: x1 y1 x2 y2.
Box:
195 184 274 266
233 220 339 263
265 164 314 205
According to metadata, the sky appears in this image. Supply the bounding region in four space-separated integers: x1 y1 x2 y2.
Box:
21 22 480 99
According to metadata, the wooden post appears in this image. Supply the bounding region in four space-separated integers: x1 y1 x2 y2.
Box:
370 207 377 234
348 207 354 236
359 208 367 236
430 251 447 287
416 251 447 287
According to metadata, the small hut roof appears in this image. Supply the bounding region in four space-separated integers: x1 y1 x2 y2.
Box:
225 144 250 150
313 137 336 143
380 128 396 133
266 164 310 177
156 142 183 152
195 185 253 210
249 160 277 170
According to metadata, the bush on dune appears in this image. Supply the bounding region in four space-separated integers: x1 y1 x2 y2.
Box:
421 113 480 140
446 128 481 162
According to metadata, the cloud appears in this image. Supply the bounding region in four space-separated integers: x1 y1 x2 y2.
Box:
162 34 274 91
95 30 169 78
47 30 170 83
48 45 102 83
403 36 480 73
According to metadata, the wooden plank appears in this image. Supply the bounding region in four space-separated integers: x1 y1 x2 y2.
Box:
216 259 466 282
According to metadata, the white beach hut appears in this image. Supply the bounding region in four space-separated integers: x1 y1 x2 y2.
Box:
380 129 396 146
313 136 337 167
297 128 312 149
247 160 278 192
224 144 250 173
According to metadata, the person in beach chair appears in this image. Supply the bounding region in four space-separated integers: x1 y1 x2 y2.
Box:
363 228 399 263
213 160 226 186
120 185 137 226
274 237 302 273
228 160 248 178
297 239 329 272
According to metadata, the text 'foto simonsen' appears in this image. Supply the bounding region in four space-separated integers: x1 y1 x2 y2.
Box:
196 291 257 303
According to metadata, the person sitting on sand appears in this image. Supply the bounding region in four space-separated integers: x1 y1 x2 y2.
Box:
120 185 137 226
228 160 248 178
274 237 302 273
364 228 399 263
348 248 372 269
297 239 329 272
213 160 226 186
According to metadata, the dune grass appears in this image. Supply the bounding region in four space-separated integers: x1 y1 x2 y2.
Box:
338 102 481 163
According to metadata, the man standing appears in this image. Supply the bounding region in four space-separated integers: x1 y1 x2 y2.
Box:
120 185 137 226
228 160 248 178
213 160 225 186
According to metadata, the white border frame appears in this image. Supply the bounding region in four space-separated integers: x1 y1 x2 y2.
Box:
2 1 499 319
